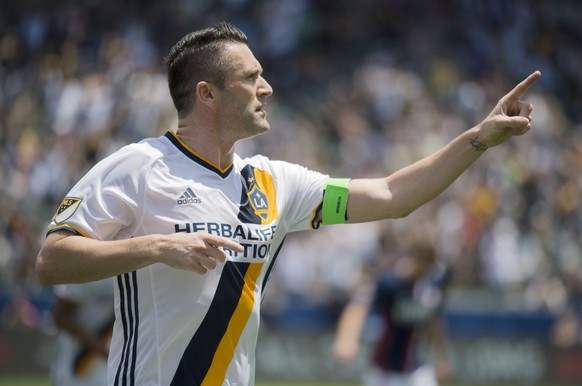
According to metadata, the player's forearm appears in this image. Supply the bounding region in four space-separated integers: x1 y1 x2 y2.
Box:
387 126 486 214
36 232 161 285
337 302 368 341
333 301 369 363
348 126 485 222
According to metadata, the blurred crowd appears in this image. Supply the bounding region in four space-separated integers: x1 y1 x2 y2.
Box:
1 0 582 344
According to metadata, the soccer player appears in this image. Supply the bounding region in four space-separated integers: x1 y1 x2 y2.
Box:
35 21 540 386
50 278 114 386
333 241 450 386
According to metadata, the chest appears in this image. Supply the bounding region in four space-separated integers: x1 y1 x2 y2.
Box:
140 164 280 262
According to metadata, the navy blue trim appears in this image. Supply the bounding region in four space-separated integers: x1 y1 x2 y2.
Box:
121 274 133 386
46 226 82 237
130 271 139 386
114 272 138 386
164 131 233 178
113 275 128 386
260 236 286 296
238 165 262 224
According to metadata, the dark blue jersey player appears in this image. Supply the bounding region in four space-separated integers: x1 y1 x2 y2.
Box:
334 241 451 386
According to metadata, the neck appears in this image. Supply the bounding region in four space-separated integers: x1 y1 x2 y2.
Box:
175 120 235 170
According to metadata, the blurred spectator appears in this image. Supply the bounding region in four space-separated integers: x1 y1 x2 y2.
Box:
550 272 582 348
1 0 582 337
50 279 114 386
333 233 451 386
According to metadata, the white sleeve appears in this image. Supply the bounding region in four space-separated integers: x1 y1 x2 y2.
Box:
47 144 149 241
269 160 329 232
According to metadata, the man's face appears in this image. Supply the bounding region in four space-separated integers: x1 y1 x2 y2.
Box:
215 43 273 140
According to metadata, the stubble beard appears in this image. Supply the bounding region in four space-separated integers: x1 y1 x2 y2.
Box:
241 111 270 139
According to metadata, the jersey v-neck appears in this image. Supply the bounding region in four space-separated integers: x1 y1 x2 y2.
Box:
164 131 234 178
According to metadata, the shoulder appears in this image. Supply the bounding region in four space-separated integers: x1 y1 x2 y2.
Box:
237 153 279 169
238 154 326 179
92 135 174 174
121 135 173 162
72 135 176 195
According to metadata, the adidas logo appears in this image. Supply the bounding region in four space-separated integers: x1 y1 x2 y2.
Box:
177 188 201 205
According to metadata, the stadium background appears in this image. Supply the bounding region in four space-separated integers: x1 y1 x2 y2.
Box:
1 0 582 384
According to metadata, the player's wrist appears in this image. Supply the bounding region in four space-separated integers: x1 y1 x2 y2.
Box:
139 234 166 265
467 125 489 152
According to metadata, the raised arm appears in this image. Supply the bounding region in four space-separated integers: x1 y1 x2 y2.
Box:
36 230 244 285
346 71 541 223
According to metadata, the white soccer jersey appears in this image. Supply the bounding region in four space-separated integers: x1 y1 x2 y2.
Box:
48 130 328 386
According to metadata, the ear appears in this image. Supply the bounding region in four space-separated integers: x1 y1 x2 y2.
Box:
196 81 215 106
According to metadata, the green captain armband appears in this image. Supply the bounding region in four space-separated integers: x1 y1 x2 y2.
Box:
322 178 350 225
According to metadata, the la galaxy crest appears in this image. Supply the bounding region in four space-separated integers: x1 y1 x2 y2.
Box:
239 165 277 224
247 185 269 221
53 197 82 223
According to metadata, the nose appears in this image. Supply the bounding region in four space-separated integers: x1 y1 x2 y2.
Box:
258 76 273 97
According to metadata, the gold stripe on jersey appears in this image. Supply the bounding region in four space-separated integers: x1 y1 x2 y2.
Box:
239 165 278 225
201 262 262 385
252 168 278 224
171 165 279 385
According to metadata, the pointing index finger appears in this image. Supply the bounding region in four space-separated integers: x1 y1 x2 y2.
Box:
207 235 244 252
505 71 541 100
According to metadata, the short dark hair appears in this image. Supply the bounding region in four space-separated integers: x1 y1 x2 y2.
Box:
164 22 248 118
